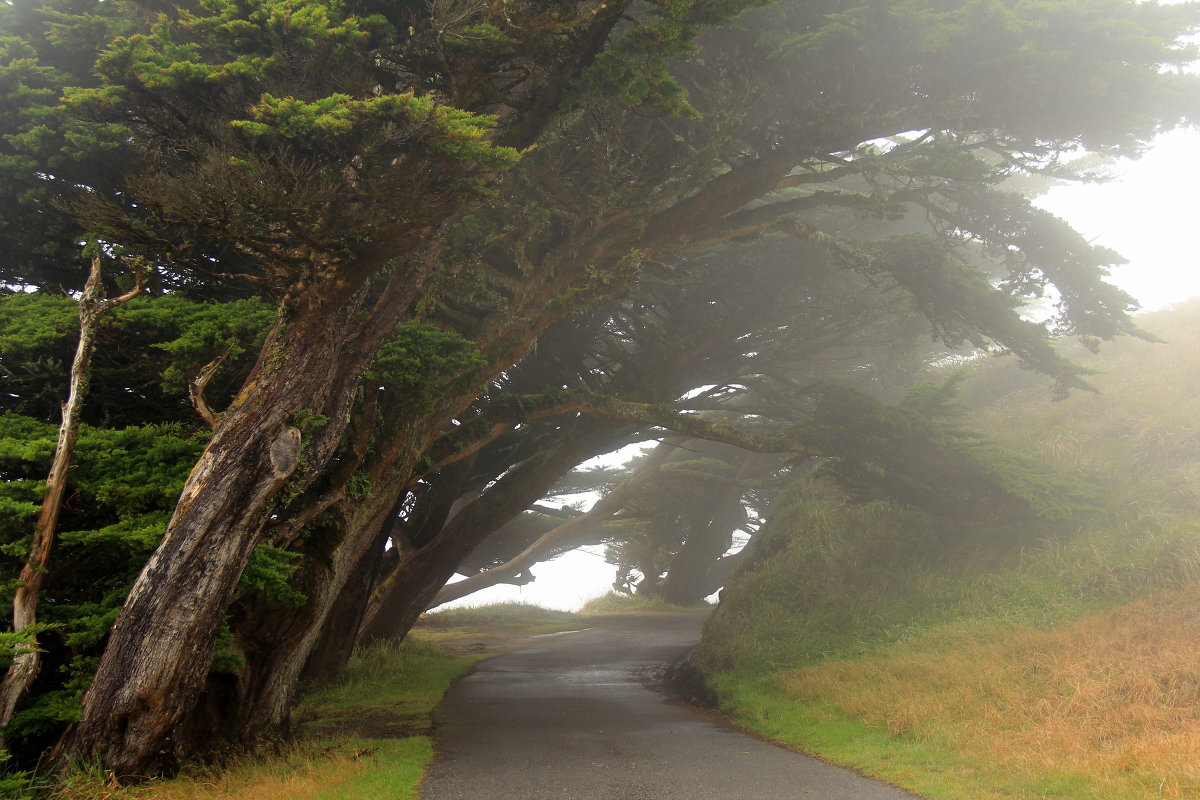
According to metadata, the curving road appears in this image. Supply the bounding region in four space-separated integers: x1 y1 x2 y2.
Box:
417 612 923 800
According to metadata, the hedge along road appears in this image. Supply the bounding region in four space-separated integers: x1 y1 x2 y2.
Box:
417 612 924 800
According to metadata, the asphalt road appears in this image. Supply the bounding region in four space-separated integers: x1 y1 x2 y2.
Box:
417 612 923 800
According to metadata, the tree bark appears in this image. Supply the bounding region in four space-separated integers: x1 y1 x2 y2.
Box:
300 530 387 683
224 487 414 741
0 258 141 737
55 269 400 776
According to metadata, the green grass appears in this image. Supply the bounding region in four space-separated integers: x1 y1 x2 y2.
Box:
296 637 482 734
50 639 481 800
579 592 712 615
720 678 1108 800
302 738 432 800
418 601 581 633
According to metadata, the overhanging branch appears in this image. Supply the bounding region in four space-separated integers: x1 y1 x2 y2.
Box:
420 388 826 473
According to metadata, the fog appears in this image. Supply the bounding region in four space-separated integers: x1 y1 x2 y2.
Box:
445 125 1200 613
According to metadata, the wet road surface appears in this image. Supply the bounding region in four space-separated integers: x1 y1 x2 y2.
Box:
417 612 923 800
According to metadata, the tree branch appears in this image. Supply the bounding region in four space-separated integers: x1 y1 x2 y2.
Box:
419 388 826 475
428 436 686 608
189 341 236 430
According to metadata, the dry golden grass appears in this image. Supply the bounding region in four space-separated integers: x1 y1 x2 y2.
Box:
777 588 1200 797
50 739 417 800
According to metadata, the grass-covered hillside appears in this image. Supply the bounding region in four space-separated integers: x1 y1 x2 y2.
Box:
698 300 1200 800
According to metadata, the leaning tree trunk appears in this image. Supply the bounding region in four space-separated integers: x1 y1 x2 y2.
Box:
219 490 407 742
300 530 388 683
198 392 497 738
148 290 635 746
55 264 411 777
0 258 142 738
658 451 774 606
357 421 626 645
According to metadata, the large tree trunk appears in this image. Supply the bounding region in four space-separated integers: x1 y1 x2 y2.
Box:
65 174 651 773
182 407 506 740
56 270 403 776
0 258 141 737
224 493 406 741
200 402 500 736
119 304 631 756
300 531 387 683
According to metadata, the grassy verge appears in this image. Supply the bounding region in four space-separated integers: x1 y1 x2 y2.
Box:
420 601 581 634
52 737 437 800
717 588 1200 799
48 635 486 799
415 602 586 658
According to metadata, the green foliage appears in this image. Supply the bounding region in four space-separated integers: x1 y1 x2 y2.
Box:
701 479 947 672
68 425 206 519
209 620 246 675
0 747 35 800
367 324 488 414
872 234 1096 394
0 0 126 291
797 381 1098 522
129 296 275 395
573 0 773 114
0 629 42 675
231 92 519 170
774 0 1199 153
0 292 273 427
55 0 527 290
6 688 83 743
703 473 1116 677
0 414 204 756
237 544 307 610
0 294 78 354
290 409 329 433
96 0 386 93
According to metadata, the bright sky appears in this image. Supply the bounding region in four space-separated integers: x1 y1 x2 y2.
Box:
443 122 1200 613
1036 127 1200 311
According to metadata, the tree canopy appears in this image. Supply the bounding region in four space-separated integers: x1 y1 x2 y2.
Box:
0 0 1196 780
